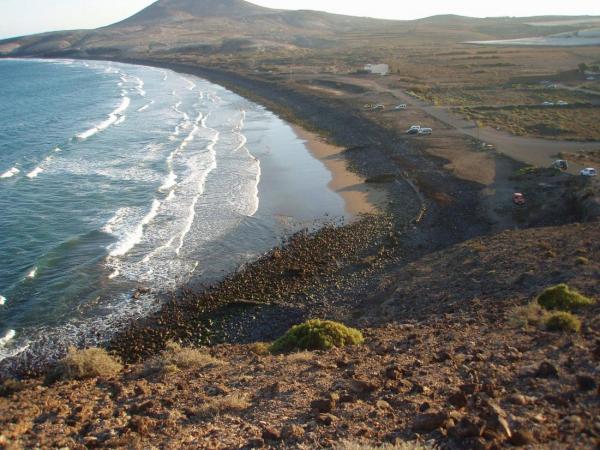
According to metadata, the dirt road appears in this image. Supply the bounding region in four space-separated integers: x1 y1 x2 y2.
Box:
331 75 600 175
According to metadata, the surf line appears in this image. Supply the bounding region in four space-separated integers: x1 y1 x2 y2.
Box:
75 95 131 141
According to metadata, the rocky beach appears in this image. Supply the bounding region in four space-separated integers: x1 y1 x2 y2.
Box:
1 1 599 447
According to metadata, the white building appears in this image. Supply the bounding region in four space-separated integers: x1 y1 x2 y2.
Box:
364 64 389 76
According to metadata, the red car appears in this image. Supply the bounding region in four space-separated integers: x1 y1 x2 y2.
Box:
513 193 526 205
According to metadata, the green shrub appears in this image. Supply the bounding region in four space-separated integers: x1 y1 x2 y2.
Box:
537 284 594 311
270 320 364 353
50 347 122 382
545 311 581 333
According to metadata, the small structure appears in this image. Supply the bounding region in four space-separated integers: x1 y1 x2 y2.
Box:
364 64 389 76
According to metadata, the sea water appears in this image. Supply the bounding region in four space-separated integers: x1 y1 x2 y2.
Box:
0 59 347 365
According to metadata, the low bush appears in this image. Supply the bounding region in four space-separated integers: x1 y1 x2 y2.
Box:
544 311 582 333
49 347 122 382
336 440 434 450
193 393 250 420
143 341 219 377
575 256 590 266
270 320 364 353
509 302 549 328
0 379 26 397
248 342 270 356
537 284 594 311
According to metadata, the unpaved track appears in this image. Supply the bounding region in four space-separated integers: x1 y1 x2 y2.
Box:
330 75 600 175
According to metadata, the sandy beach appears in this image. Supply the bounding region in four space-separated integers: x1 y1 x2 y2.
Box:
292 126 387 217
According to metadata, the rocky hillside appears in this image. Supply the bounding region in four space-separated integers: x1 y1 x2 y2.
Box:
1 223 598 449
1 0 596 60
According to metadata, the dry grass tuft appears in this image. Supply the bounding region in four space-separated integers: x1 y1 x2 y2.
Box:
248 342 271 356
143 341 220 377
285 351 315 363
0 379 26 398
509 302 549 328
336 440 435 450
49 347 122 382
193 393 251 420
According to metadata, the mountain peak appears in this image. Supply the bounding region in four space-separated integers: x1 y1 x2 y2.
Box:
118 0 274 25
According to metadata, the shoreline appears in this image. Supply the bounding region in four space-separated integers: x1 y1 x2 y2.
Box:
0 58 375 374
0 56 497 376
291 126 388 216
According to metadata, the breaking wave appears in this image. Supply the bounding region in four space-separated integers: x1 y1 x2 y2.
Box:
1 167 19 179
76 96 130 140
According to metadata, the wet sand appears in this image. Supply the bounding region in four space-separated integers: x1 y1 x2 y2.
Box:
292 125 387 217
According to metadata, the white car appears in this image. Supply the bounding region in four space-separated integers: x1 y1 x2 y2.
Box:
542 101 554 106
394 104 407 110
557 100 569 106
418 128 432 136
580 168 598 177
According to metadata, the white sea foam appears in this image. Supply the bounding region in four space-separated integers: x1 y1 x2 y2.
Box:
159 172 178 192
134 76 146 97
0 330 16 348
137 100 154 112
1 167 20 179
54 147 62 152
108 199 161 257
0 295 6 306
185 78 197 91
160 112 203 192
233 109 249 152
76 96 130 140
175 128 219 255
102 209 129 234
26 166 44 178
27 267 38 279
108 269 120 280
233 110 261 216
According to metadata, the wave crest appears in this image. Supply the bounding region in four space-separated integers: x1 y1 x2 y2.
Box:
1 167 19 179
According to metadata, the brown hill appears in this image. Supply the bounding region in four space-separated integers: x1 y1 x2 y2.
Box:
1 223 598 449
1 0 596 60
116 0 275 24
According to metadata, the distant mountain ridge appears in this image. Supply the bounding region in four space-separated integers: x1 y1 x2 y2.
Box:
0 0 599 59
116 0 276 25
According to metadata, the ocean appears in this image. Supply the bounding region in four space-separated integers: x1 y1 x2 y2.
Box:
0 59 347 365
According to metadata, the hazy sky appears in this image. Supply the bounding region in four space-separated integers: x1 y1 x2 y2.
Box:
1 0 599 39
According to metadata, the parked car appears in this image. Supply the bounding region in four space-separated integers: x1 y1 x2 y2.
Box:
406 125 421 135
418 128 432 136
556 100 569 106
553 160 568 171
394 104 407 110
513 193 526 205
580 168 598 177
542 101 555 106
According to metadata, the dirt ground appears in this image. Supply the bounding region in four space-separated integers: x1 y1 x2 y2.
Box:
1 223 598 450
